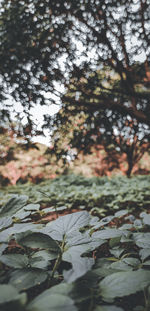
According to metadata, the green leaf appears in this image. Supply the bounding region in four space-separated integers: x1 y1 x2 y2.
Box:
92 229 127 240
62 230 105 282
13 210 31 220
133 233 150 248
0 217 12 231
27 294 77 311
15 231 60 252
99 270 150 299
141 213 150 226
0 284 27 304
0 254 29 268
45 211 90 241
134 219 143 228
110 248 124 258
142 260 150 266
115 210 128 217
29 257 49 270
93 216 114 229
27 283 77 311
0 243 7 256
31 250 58 261
0 284 19 303
0 223 42 243
139 248 150 261
9 269 48 290
66 231 105 250
0 251 56 270
0 195 28 217
29 250 57 269
109 237 121 248
110 261 132 271
24 204 40 211
63 256 94 283
123 258 140 267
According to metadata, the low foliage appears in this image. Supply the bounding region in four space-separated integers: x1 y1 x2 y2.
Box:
1 174 150 214
0 175 150 310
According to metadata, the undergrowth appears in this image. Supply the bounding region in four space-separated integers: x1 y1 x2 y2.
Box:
0 174 150 311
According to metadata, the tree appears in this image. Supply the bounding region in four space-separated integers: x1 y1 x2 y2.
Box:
0 0 149 169
49 66 150 176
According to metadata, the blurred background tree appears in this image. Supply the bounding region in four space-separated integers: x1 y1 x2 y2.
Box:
0 0 149 178
50 66 150 176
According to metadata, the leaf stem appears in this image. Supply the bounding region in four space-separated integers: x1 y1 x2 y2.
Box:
88 288 94 311
51 235 66 280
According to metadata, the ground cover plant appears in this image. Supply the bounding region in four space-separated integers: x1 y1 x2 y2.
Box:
0 174 150 311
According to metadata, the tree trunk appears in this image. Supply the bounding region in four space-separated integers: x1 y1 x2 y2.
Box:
126 155 133 178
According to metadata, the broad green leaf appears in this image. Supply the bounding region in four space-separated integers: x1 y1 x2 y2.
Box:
0 216 12 231
15 231 60 252
66 231 105 250
110 248 124 258
0 243 7 256
29 250 57 269
133 233 150 248
0 195 28 216
109 237 121 248
142 260 150 266
93 257 131 278
13 210 31 220
0 254 29 268
0 284 27 304
62 243 94 283
63 257 94 283
115 210 128 217
29 256 49 270
31 250 57 261
9 269 48 290
27 283 74 305
120 235 133 243
24 204 40 211
134 219 143 228
41 280 94 304
110 261 132 271
45 211 90 240
93 216 114 229
89 216 99 226
0 252 55 270
139 248 150 261
0 223 42 243
0 284 19 303
141 213 150 226
62 230 104 282
92 229 127 240
119 224 133 230
123 258 140 267
27 293 77 311
99 270 150 299
62 230 105 282
66 231 91 247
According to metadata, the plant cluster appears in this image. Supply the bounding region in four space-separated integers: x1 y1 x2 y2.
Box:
1 174 150 214
0 175 150 310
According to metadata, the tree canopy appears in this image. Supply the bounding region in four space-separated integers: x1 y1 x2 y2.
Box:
0 0 150 170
